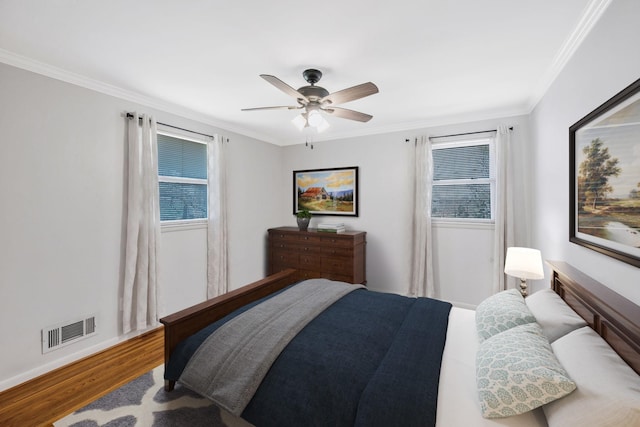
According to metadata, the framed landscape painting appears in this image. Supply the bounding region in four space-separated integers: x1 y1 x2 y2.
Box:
569 78 640 268
293 166 359 216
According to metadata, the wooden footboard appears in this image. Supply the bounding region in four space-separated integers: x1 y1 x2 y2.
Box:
159 268 302 390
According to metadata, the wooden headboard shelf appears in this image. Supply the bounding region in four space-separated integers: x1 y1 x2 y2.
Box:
547 261 640 375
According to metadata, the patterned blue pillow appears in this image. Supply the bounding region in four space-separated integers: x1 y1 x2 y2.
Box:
476 289 536 341
476 322 576 418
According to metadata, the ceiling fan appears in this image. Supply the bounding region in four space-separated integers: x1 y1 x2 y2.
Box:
242 69 379 131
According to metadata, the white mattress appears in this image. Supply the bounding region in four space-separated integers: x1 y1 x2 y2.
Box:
436 307 548 427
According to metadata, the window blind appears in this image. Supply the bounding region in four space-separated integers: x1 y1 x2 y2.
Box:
157 134 207 221
432 142 493 220
158 134 207 179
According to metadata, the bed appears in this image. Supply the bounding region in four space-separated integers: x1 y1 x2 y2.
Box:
159 261 640 427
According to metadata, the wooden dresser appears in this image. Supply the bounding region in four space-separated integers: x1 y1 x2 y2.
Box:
268 227 366 284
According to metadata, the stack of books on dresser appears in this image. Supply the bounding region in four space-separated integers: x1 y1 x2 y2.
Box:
317 222 346 233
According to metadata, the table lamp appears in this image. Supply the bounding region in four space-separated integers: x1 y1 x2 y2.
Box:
504 247 544 297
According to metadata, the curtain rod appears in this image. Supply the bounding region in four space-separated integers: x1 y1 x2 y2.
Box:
429 126 513 140
126 112 214 139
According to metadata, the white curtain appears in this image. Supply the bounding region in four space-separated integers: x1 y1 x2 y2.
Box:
207 134 229 298
410 136 435 298
493 125 516 293
122 113 161 334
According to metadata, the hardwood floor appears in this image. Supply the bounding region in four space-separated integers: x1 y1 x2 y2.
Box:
0 326 164 427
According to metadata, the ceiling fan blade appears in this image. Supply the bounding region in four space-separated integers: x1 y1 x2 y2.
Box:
323 107 373 122
260 74 309 103
320 82 379 105
241 105 301 111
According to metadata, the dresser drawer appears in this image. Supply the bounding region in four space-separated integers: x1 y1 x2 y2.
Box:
298 234 322 244
299 254 321 270
321 246 354 257
271 240 296 251
270 231 300 242
296 244 321 256
272 251 299 267
321 257 354 275
319 235 354 247
272 232 322 244
272 238 321 252
271 241 318 254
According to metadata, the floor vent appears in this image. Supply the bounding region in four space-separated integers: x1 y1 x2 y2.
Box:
42 315 97 354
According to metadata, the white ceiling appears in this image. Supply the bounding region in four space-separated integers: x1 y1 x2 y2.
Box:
0 0 610 145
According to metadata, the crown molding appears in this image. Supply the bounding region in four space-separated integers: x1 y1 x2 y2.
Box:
0 47 527 147
0 48 278 144
526 0 613 113
0 0 610 149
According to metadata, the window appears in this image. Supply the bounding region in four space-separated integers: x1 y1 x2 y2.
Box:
157 132 207 222
431 138 494 220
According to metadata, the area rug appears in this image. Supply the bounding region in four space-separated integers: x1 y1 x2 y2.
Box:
54 365 253 427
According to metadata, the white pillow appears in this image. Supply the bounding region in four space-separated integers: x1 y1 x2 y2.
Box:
544 326 640 427
476 289 536 342
525 289 587 342
476 322 576 418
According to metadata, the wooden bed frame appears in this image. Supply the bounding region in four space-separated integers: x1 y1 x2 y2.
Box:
160 262 640 391
547 261 640 375
159 268 303 390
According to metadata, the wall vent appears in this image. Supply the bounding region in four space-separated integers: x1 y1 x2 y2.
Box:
42 315 97 354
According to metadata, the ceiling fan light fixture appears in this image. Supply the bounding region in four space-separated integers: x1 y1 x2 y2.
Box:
316 115 330 132
248 69 377 132
293 109 330 132
292 113 307 131
307 110 323 127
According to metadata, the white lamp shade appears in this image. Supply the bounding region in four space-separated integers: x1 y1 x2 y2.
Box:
307 110 323 127
315 115 330 132
292 114 307 131
292 111 330 132
504 247 544 280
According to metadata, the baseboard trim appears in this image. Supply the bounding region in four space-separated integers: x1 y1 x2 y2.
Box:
0 326 163 427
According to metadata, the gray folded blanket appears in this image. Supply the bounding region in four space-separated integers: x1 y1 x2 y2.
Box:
179 278 363 415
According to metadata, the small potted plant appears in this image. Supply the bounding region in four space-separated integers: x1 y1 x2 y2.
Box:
296 209 312 231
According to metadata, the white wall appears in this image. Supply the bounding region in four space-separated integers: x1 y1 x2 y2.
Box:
0 63 282 389
281 115 533 305
529 0 640 305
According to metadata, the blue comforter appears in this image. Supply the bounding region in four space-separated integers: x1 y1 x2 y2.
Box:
166 284 452 427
